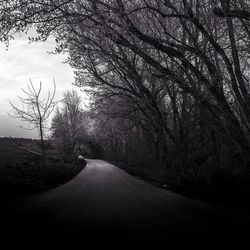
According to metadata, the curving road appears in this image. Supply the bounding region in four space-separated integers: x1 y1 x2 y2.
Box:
1 160 250 249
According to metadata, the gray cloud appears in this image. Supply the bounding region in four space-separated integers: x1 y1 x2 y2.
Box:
0 115 38 139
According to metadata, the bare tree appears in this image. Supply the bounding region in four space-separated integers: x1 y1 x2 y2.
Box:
9 80 57 166
51 90 90 161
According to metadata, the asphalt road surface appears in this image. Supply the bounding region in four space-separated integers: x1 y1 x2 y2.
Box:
1 160 249 249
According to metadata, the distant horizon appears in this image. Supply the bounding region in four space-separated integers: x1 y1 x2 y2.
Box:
0 136 48 140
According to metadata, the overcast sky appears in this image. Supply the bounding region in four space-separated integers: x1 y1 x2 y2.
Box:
0 32 84 139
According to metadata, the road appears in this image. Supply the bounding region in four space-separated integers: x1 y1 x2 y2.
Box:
1 160 249 249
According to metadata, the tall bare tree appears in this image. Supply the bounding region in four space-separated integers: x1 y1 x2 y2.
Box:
9 80 57 166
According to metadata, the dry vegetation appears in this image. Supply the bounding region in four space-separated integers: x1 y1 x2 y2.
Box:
0 138 86 202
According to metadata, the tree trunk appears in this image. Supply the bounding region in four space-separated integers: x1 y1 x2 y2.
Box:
39 118 46 168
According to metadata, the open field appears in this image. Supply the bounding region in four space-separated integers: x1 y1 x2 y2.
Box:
0 138 86 201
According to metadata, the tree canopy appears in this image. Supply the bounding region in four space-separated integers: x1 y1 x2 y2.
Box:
1 0 250 170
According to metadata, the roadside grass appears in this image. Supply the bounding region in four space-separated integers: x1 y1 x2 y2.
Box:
0 138 86 202
111 160 250 217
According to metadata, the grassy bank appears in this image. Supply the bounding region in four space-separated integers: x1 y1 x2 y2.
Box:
111 160 250 217
0 138 86 202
